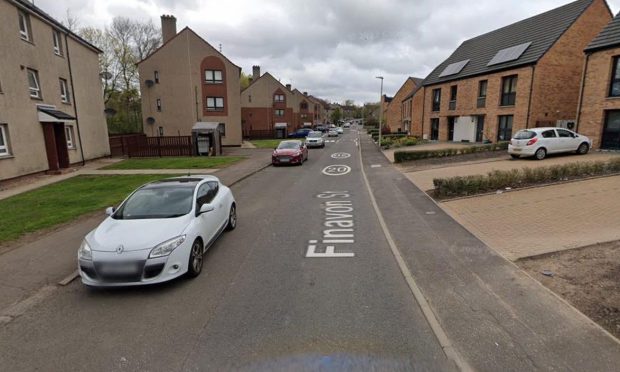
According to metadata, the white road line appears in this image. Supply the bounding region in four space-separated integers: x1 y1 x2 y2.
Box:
357 134 471 372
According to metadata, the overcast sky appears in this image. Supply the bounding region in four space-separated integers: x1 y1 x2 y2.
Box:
35 0 619 104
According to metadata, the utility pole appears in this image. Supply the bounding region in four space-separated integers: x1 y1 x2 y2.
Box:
376 76 384 146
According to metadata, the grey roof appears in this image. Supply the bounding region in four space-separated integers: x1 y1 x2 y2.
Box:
38 107 75 120
423 0 594 86
402 77 425 101
585 12 620 52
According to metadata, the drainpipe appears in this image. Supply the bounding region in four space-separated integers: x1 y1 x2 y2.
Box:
575 53 590 133
65 34 86 166
525 65 536 129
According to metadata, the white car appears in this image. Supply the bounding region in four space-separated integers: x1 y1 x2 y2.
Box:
327 129 339 137
343 122 351 128
305 131 325 148
336 127 344 134
78 176 236 286
508 127 591 160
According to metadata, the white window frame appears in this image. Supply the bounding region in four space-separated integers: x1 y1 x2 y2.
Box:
204 70 223 83
53 30 63 56
275 109 284 117
65 125 75 149
274 94 285 102
206 97 224 111
18 11 30 41
0 124 10 156
27 69 41 98
154 70 159 83
60 78 70 103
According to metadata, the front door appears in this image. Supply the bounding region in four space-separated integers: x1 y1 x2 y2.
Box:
41 122 70 171
447 117 456 141
602 111 620 150
430 119 439 141
476 116 485 142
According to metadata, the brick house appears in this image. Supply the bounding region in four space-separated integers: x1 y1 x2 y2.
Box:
292 89 318 127
577 11 620 149
401 86 424 137
137 15 242 146
0 0 110 180
241 66 297 137
385 77 422 133
414 0 611 143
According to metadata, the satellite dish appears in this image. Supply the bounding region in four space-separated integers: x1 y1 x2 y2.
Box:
145 80 154 87
100 71 113 80
146 117 155 125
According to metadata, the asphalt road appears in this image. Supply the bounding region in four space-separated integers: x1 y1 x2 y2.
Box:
0 129 454 371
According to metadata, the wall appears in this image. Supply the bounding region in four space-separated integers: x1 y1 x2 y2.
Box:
385 78 417 132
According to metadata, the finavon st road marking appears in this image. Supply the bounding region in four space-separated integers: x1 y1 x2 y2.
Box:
306 191 355 258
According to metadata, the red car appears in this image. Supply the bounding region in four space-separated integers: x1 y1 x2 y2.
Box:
272 140 308 166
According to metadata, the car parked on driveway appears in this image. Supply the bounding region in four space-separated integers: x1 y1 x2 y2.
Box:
288 128 312 138
508 128 591 160
78 176 236 287
272 140 308 165
305 131 325 148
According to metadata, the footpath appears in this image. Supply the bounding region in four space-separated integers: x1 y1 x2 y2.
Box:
359 133 620 371
0 149 271 318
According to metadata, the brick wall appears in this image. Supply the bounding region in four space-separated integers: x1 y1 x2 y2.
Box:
385 78 417 132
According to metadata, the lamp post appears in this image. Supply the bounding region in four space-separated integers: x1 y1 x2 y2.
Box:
376 76 384 146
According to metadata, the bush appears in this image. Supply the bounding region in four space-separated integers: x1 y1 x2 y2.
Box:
432 158 620 199
394 142 508 163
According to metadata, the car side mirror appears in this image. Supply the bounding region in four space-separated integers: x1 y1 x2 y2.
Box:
105 207 115 216
199 203 215 214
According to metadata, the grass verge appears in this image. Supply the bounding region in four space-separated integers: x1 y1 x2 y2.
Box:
102 156 244 170
250 139 302 149
0 174 174 243
394 142 508 163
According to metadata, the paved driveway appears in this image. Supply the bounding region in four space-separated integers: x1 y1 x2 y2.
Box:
441 176 620 260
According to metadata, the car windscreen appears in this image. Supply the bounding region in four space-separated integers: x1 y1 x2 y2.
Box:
278 142 300 149
113 186 194 219
307 132 322 138
513 130 536 140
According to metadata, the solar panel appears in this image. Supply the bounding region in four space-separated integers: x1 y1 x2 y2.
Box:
438 59 470 78
487 42 532 66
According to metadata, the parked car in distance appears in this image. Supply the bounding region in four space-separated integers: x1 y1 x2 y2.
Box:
288 128 312 138
336 127 344 134
508 127 591 160
327 129 339 137
272 140 308 165
305 131 325 148
315 125 328 133
78 176 237 287
343 122 351 128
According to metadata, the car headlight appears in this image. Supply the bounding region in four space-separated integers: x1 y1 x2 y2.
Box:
78 240 92 261
149 235 186 258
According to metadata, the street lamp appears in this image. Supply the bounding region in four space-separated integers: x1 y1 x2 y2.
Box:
376 76 384 147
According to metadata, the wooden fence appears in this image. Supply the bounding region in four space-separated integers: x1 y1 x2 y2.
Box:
109 134 195 157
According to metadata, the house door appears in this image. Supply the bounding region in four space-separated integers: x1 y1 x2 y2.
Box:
447 117 456 141
476 116 485 142
602 111 620 150
41 122 70 171
430 118 439 141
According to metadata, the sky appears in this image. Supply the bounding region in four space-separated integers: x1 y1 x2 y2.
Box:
34 0 620 105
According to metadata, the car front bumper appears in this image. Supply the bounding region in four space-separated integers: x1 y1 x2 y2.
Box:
306 141 324 148
272 155 303 165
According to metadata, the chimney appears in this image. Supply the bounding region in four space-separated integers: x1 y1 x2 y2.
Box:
161 15 177 43
303 91 308 96
286 84 291 91
252 65 260 81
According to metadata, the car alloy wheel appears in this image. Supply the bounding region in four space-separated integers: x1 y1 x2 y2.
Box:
226 204 237 231
535 148 546 160
577 143 589 155
187 239 203 278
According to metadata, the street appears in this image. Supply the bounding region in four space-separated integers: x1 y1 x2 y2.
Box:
0 130 455 371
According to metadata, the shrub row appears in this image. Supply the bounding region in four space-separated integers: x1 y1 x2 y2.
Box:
393 142 509 163
381 136 422 149
432 157 620 199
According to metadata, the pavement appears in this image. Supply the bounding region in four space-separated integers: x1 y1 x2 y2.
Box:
442 175 620 260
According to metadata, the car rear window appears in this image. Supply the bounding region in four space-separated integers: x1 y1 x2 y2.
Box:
513 130 536 140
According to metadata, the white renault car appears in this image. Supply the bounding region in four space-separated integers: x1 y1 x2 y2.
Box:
305 131 325 148
78 176 236 286
508 127 592 160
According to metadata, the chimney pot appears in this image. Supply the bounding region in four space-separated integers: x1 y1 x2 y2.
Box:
161 15 177 43
303 91 308 96
252 65 260 81
286 84 291 90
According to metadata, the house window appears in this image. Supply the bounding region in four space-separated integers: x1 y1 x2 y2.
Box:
432 88 441 111
275 109 284 117
274 94 285 102
301 102 308 110
248 95 252 103
449 85 457 110
609 57 620 97
206 97 224 111
478 80 488 108
497 115 513 141
27 69 41 98
0 124 10 156
60 78 70 103
53 30 63 56
18 11 31 41
501 75 518 106
204 70 223 84
65 125 75 149
156 98 162 111
154 71 159 84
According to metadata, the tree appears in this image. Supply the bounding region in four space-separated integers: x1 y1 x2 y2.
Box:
240 71 252 90
330 107 342 124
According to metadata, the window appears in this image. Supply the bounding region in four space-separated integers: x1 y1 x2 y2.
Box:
430 118 439 140
609 57 620 97
501 75 518 106
274 94 285 102
541 129 557 138
158 126 164 136
156 98 162 112
497 115 513 141
154 71 159 84
449 85 457 110
556 129 573 138
196 181 220 207
477 80 488 108
18 11 31 41
27 69 41 98
432 88 441 111
53 30 63 56
248 95 252 103
275 109 284 117
300 102 308 110
204 70 223 84
0 124 10 156
65 125 75 149
60 78 70 103
206 97 224 111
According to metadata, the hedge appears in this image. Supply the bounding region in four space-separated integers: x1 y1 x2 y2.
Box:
432 157 620 199
381 136 422 149
393 142 509 163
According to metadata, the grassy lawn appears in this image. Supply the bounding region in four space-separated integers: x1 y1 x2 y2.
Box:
250 139 303 149
102 156 245 170
0 174 175 244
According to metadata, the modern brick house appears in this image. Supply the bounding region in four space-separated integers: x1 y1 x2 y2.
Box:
0 0 110 181
577 11 620 149
402 86 425 137
137 15 242 146
414 0 611 143
385 77 422 133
